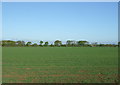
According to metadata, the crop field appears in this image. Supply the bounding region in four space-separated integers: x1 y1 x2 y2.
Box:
2 47 118 83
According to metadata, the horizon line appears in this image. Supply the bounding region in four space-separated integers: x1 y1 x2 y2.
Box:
0 39 118 44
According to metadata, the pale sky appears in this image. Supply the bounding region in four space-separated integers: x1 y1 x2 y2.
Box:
2 2 118 44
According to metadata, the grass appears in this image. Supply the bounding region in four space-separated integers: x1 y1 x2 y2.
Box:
2 47 118 83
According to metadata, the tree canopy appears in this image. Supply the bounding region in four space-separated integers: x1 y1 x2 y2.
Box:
1 40 118 47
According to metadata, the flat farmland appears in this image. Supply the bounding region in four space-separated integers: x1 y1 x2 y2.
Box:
2 47 118 83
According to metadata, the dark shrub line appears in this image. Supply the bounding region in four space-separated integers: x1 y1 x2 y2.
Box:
0 40 119 47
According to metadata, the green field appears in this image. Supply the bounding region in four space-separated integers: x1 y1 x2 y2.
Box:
2 47 118 83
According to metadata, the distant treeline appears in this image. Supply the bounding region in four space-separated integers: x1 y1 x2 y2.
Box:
0 40 119 47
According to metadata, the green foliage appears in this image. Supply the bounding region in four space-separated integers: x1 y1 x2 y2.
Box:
32 43 38 46
2 40 16 46
26 42 32 46
40 41 43 46
66 40 76 46
77 40 89 46
16 41 25 46
2 47 118 83
54 40 62 46
44 41 49 46
1 40 118 47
